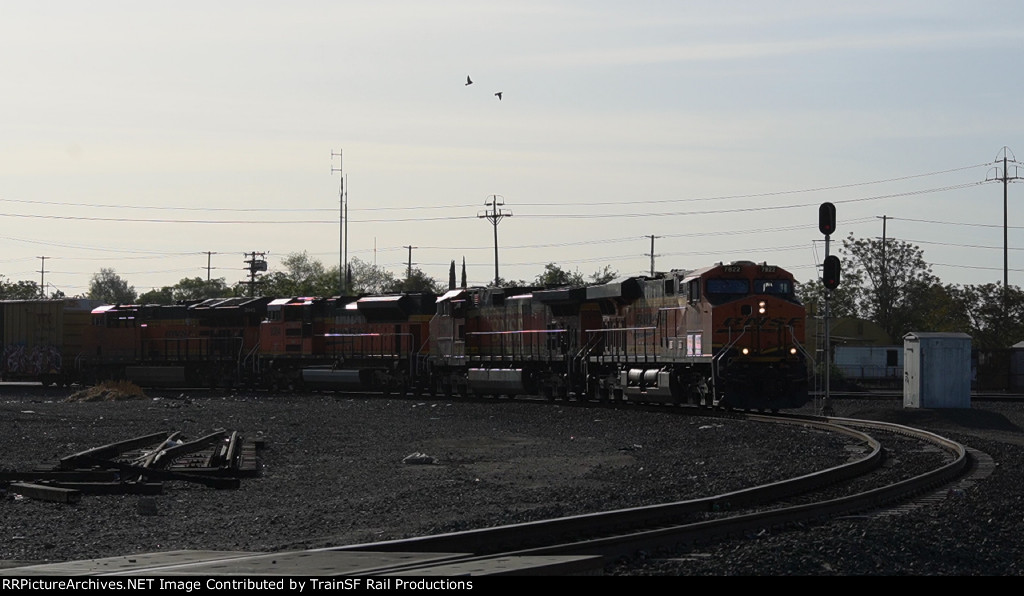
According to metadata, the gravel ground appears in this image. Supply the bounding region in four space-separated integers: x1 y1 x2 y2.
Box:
1 388 1022 576
611 398 1024 576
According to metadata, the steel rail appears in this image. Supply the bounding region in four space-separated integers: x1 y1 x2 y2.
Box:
328 415 966 567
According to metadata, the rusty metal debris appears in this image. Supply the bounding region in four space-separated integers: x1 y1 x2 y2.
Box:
1 430 263 502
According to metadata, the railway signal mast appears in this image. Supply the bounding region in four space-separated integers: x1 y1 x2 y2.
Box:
819 202 840 416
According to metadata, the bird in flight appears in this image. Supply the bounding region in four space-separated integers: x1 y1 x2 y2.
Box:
495 92 502 100
465 76 473 86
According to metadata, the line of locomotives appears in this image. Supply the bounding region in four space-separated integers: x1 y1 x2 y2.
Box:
0 261 810 410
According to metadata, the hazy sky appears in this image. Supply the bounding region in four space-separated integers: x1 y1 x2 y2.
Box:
3 1 1024 296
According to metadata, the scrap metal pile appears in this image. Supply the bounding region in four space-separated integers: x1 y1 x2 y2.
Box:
1 430 262 503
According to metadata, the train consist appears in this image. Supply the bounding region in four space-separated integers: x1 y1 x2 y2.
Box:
0 261 810 410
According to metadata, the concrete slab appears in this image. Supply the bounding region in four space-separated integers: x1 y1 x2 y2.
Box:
0 549 605 576
0 551 257 576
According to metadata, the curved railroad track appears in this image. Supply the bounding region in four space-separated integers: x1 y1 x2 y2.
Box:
0 386 984 576
300 409 969 573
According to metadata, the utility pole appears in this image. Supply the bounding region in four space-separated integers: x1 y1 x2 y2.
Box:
404 245 417 281
203 251 218 281
242 252 267 298
990 147 1021 313
331 149 345 295
478 195 511 287
37 256 48 298
646 235 660 277
878 215 889 333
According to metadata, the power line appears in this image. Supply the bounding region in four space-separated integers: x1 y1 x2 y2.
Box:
0 182 985 225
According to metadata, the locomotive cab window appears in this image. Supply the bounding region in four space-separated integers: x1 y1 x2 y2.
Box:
754 279 792 296
706 279 749 295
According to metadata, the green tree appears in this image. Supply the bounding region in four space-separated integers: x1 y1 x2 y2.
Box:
348 257 398 295
843 233 941 340
138 287 174 305
799 235 945 341
954 283 1024 349
138 277 234 304
385 267 444 294
88 268 136 304
796 265 865 320
0 277 43 299
534 263 586 287
259 252 339 297
589 265 619 284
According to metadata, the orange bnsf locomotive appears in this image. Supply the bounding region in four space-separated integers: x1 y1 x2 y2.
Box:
429 260 808 409
2 261 809 410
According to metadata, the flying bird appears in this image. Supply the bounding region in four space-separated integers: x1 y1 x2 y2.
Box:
465 76 473 86
495 92 502 100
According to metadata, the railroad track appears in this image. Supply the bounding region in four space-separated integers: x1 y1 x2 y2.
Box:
0 389 977 576
318 411 968 571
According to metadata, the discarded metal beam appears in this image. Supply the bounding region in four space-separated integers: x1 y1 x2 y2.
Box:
133 431 183 468
149 431 226 469
46 481 163 496
10 482 81 504
59 432 171 470
0 469 121 482
76 456 240 489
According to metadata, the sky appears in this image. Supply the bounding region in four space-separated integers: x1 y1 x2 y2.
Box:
2 1 1024 297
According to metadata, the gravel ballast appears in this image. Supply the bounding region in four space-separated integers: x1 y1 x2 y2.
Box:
1 389 1022 575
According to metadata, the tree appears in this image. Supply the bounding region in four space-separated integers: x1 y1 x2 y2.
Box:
448 260 456 290
88 268 136 304
534 263 585 287
954 283 1024 350
348 257 398 295
843 233 942 341
589 265 619 285
796 266 865 320
0 277 42 299
259 252 338 297
385 268 444 294
137 287 174 305
799 234 946 341
138 277 234 304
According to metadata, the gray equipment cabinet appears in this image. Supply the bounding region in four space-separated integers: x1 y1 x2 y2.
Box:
903 332 972 409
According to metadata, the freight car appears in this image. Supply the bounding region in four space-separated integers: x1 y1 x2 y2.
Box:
4 260 810 410
0 299 101 386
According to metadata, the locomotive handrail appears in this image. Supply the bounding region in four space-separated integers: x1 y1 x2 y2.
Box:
712 325 749 401
789 325 814 367
584 326 656 364
466 328 568 363
322 332 417 359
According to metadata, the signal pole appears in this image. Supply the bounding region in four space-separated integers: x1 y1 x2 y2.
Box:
819 202 839 417
478 195 511 287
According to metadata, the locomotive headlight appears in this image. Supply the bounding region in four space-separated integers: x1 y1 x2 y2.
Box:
790 347 797 355
758 301 766 314
741 348 750 355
